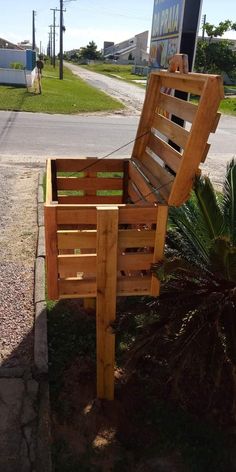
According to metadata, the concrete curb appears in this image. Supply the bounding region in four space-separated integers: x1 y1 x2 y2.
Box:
35 170 52 472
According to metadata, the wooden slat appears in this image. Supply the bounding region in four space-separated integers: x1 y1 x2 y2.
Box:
46 159 53 204
151 205 168 297
148 133 181 173
58 254 96 275
58 195 123 204
118 253 153 271
128 162 157 203
118 229 155 248
152 113 189 149
44 204 59 299
51 159 58 201
122 159 129 203
138 153 174 202
118 205 158 224
201 143 211 163
131 73 162 160
96 207 118 400
158 92 197 123
56 158 124 173
57 230 96 249
57 207 97 225
158 72 205 95
59 278 96 298
117 275 151 295
57 177 123 191
168 75 224 206
211 112 221 133
57 205 158 226
128 180 146 205
58 275 152 298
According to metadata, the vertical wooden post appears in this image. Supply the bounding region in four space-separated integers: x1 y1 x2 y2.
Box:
96 206 119 400
83 170 97 311
44 204 59 300
150 205 168 297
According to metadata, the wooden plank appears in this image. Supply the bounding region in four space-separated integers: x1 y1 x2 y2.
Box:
57 230 96 250
158 92 197 123
59 278 96 298
51 159 58 201
128 180 146 205
59 275 151 297
44 204 59 299
46 159 52 204
118 229 156 248
211 112 221 133
57 205 158 226
201 143 211 163
159 72 205 95
132 73 162 160
137 153 174 202
58 195 123 204
57 177 123 191
117 275 151 295
151 205 168 296
168 75 224 206
96 207 119 401
56 158 124 173
57 207 97 225
118 205 158 224
122 159 129 203
118 253 153 271
152 113 189 149
148 133 181 173
58 254 96 276
128 162 157 203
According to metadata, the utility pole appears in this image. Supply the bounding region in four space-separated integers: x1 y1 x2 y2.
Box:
202 14 206 40
49 25 53 64
59 0 66 80
32 10 36 50
50 8 59 68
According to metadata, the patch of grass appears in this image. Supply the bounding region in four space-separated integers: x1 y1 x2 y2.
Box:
0 64 124 114
81 63 147 87
191 94 236 116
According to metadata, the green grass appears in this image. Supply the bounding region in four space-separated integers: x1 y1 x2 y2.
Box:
191 94 236 116
81 63 147 87
0 63 124 114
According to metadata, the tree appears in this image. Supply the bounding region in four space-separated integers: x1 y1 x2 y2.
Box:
79 41 102 61
128 160 236 423
195 20 236 77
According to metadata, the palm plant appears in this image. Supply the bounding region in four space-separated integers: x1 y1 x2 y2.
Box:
128 159 236 423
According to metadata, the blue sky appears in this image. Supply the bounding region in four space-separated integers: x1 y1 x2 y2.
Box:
1 0 236 53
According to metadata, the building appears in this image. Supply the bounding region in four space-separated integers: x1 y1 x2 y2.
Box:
0 37 23 49
103 31 149 64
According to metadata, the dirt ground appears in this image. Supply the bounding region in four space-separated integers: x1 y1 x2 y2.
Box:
0 162 39 367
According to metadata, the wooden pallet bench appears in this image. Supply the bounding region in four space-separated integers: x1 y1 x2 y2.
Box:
45 55 224 400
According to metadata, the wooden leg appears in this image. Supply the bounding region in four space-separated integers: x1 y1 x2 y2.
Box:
96 206 118 400
150 205 168 297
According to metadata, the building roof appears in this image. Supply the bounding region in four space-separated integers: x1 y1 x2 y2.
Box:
0 37 23 49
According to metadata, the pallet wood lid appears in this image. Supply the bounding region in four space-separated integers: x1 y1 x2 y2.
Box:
131 54 224 206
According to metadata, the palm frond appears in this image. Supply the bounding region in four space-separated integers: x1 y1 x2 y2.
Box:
222 158 236 245
194 175 226 240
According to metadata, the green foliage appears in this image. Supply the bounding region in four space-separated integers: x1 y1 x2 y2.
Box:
10 62 24 70
195 19 236 76
79 41 103 61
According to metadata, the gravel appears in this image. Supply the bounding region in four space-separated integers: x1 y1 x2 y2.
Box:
0 163 39 367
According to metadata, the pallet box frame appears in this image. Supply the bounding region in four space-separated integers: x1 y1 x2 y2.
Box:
45 56 224 399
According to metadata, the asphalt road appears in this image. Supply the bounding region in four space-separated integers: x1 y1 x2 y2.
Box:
0 59 236 184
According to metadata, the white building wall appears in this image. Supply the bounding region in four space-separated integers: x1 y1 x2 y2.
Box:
0 49 27 68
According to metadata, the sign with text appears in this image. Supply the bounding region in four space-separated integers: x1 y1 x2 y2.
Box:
149 0 185 69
